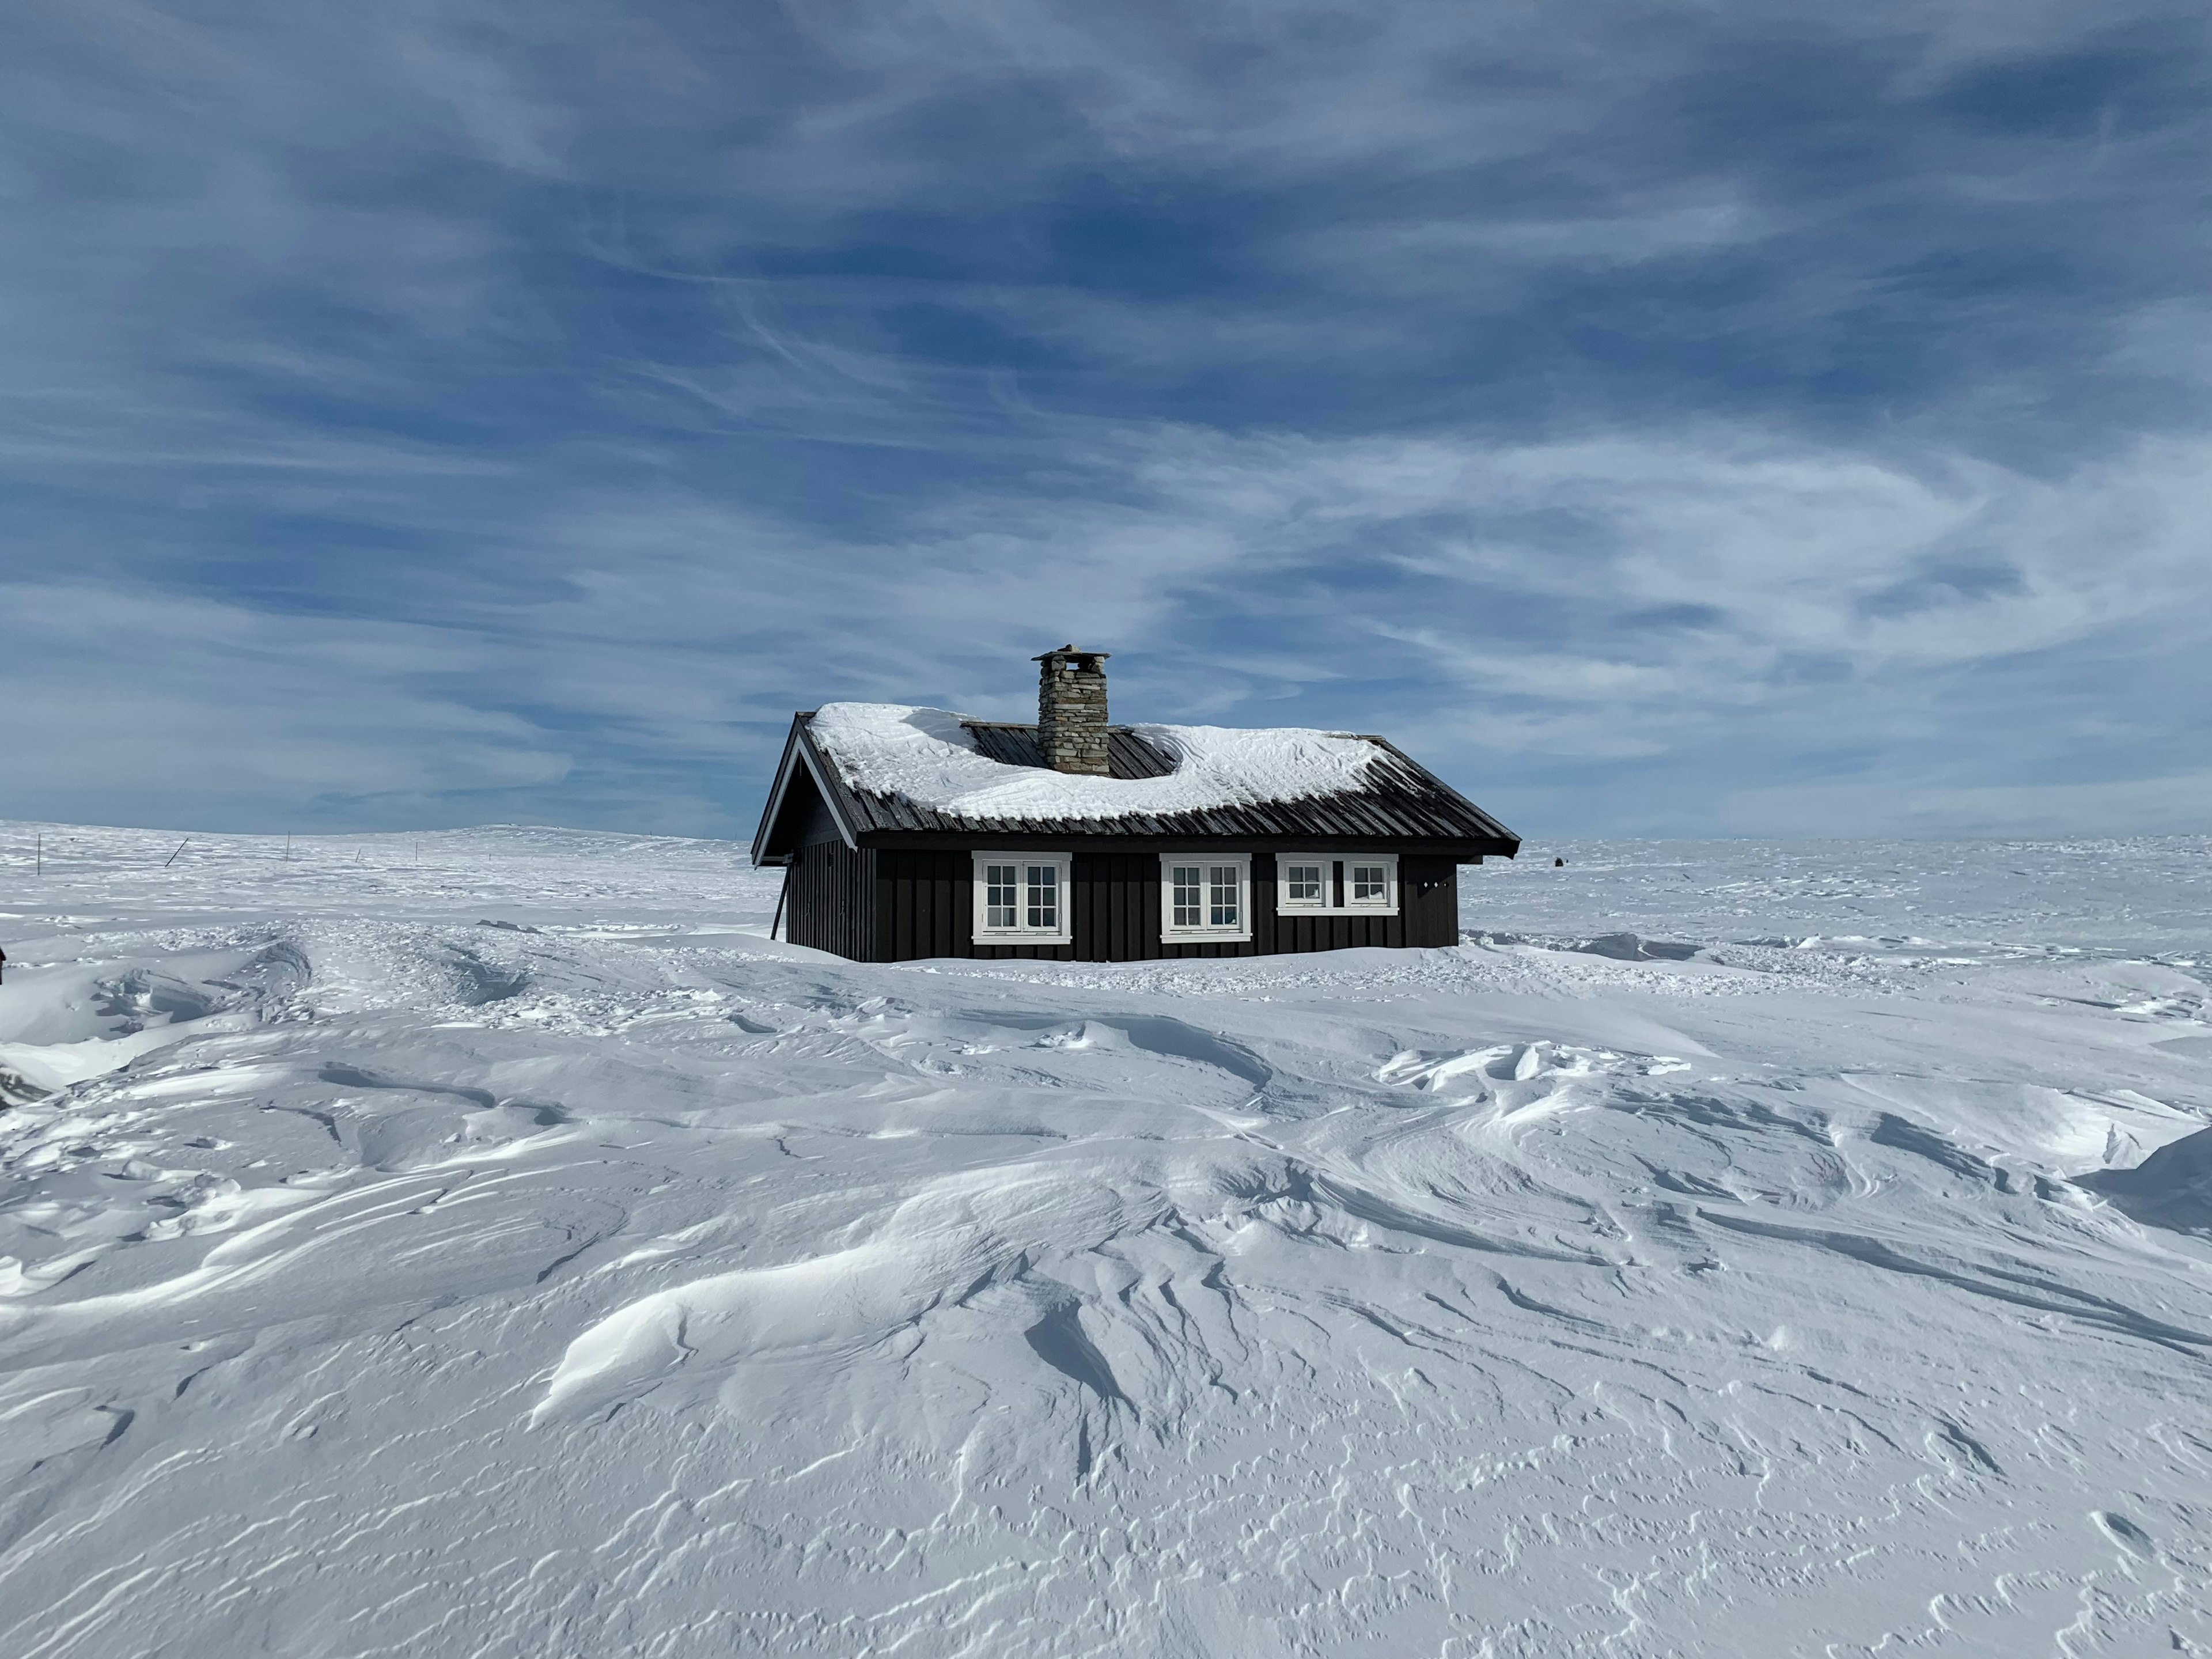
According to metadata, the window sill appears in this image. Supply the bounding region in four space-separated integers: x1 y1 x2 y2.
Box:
1162 929 1254 944
1278 906 1398 917
976 932 1073 946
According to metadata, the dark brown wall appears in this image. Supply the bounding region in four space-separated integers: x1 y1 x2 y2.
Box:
873 847 966 964
786 838 877 960
812 848 1463 963
1400 855 1460 946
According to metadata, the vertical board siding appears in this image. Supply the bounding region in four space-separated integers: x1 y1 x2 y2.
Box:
1083 853 1151 961
789 839 877 961
870 849 967 961
1399 854 1460 945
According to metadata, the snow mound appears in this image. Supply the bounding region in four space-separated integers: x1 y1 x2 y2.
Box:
806 702 1381 820
2078 1126 2212 1234
1568 931 1702 961
5 823 2212 1658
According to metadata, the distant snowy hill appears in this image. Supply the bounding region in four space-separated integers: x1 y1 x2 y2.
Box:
2 824 2208 1657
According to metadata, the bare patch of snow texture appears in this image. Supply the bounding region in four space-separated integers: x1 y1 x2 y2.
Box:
2 822 2211 1657
808 701 1381 817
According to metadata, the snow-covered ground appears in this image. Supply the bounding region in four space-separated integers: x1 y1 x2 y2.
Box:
2 823 2209 1658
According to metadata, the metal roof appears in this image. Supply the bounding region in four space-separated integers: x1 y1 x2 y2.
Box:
754 713 1520 861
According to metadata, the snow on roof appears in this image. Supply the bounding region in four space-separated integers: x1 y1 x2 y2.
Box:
807 702 1381 821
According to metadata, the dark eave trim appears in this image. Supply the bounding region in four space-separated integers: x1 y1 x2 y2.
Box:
1366 736 1521 846
750 713 859 865
851 829 1514 859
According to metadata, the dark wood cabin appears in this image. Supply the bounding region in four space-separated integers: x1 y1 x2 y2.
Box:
751 647 1520 963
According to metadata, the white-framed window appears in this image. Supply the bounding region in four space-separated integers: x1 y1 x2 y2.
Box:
1278 860 1329 912
972 853 1074 944
1274 853 1399 915
1346 857 1396 910
1160 854 1252 942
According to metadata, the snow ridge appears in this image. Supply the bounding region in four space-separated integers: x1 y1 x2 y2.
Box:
806 702 1381 820
3 823 2212 1658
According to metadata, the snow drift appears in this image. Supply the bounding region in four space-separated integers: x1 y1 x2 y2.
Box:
1 823 2209 1658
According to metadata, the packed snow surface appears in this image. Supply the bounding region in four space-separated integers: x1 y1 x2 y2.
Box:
3 823 2210 1657
806 703 1384 819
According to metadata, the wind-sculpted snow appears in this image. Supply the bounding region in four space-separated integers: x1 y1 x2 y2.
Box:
807 703 1382 821
1 824 2210 1656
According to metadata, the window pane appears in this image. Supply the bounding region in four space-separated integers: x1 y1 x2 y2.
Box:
1351 863 1388 902
986 863 1018 929
1027 864 1058 931
1209 865 1239 927
1171 865 1202 927
1285 863 1322 902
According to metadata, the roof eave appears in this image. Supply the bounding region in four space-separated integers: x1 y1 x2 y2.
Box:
1366 737 1522 849
846 825 1520 856
749 714 859 865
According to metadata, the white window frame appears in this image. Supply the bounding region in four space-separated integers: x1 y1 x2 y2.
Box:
1343 853 1399 912
1274 853 1399 915
1276 858 1331 914
1159 853 1253 942
972 853 1074 944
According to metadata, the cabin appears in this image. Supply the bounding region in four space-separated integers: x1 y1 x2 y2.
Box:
751 647 1520 963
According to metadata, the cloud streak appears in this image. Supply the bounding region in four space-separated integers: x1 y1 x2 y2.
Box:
2 0 2206 836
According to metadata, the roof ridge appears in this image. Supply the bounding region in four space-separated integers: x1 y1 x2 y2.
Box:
961 718 1139 732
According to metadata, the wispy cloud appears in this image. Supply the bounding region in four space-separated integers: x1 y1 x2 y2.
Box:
2 0 2206 835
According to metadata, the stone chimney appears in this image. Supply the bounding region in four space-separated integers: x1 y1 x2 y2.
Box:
1035 645 1112 775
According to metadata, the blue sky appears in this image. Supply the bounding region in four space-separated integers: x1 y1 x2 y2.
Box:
5 0 2208 840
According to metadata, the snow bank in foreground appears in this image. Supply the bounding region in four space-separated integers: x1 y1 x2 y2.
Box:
2 824 2210 1659
807 702 1381 819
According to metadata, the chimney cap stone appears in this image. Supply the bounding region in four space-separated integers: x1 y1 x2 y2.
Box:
1034 645 1108 662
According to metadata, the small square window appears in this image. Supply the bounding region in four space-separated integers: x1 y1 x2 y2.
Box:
1282 862 1325 908
1343 855 1397 911
1160 854 1252 941
974 854 1073 943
